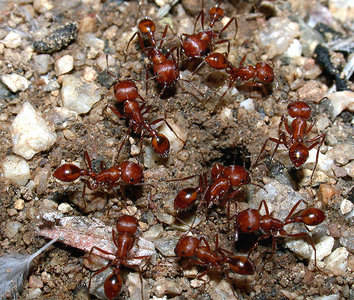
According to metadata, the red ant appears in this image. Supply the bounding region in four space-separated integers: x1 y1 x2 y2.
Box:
234 199 325 267
174 234 254 294
180 1 237 61
107 78 183 157
53 150 143 207
254 101 326 182
87 215 150 300
174 163 259 218
126 18 201 98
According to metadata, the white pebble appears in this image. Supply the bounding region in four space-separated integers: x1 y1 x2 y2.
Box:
14 199 25 210
33 0 53 13
284 39 302 58
2 155 30 186
344 160 354 178
83 66 97 82
304 149 334 172
240 98 255 111
340 199 353 215
324 247 349 276
34 54 53 75
10 102 57 159
258 17 300 58
1 73 29 92
2 31 22 48
55 55 74 76
58 202 73 213
327 91 354 119
61 75 101 114
313 295 340 300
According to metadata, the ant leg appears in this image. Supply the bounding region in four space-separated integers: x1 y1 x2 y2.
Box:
239 55 247 68
199 236 212 250
305 120 316 136
243 81 268 94
84 151 93 171
150 116 186 145
107 105 125 118
253 136 283 167
88 261 116 295
247 233 271 259
214 39 231 56
305 134 326 182
284 199 306 222
218 16 238 40
258 199 270 215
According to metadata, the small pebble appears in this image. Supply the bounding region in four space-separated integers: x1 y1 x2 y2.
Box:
317 184 336 204
58 202 73 213
55 55 74 76
34 54 53 75
143 224 164 241
5 221 22 239
324 247 349 276
33 0 53 13
14 199 25 210
284 39 302 58
240 98 255 111
157 119 187 154
83 67 97 82
1 73 29 92
26 288 43 299
29 275 44 288
2 31 22 49
61 75 101 114
327 143 353 166
79 15 97 33
344 160 354 178
41 198 59 210
327 91 354 119
2 155 30 186
10 102 57 159
340 199 353 215
155 237 178 257
154 278 182 297
156 212 175 225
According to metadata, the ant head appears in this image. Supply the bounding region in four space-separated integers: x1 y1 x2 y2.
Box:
211 163 224 180
174 187 198 210
289 142 309 168
138 18 156 35
116 214 138 234
287 101 311 119
222 165 251 186
53 164 82 182
300 208 325 226
104 271 123 299
174 236 200 258
228 256 255 275
151 133 170 157
119 161 143 185
114 80 139 103
237 209 261 233
256 62 274 83
209 5 224 23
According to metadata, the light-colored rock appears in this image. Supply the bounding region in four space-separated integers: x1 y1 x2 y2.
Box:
143 224 164 241
1 73 30 92
209 278 238 300
285 235 334 263
34 54 53 75
304 148 334 172
2 31 22 48
344 160 354 178
5 221 22 239
33 0 53 13
327 143 353 166
340 199 353 215
313 295 340 300
14 199 25 210
327 91 354 119
58 203 73 213
83 66 97 82
155 237 178 257
157 118 187 154
324 247 349 276
284 39 302 58
258 17 300 58
156 212 175 225
154 278 182 297
61 75 101 114
2 155 30 185
55 55 74 76
127 272 150 300
339 228 353 251
10 102 57 159
240 98 255 111
329 0 354 23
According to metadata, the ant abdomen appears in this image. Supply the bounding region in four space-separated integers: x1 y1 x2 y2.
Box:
119 161 143 185
53 164 82 182
300 208 325 226
104 272 122 300
227 256 255 275
174 187 199 210
151 133 170 157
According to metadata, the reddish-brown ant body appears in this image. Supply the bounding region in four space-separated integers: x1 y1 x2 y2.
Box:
234 199 325 267
108 78 182 157
174 163 253 214
180 1 237 61
87 215 150 300
53 151 143 204
175 235 254 281
254 101 326 181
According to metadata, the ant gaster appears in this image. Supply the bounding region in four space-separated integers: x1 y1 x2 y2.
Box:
254 101 326 182
234 199 325 267
53 151 143 206
87 215 150 300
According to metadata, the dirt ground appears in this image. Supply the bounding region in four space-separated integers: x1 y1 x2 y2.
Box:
0 0 353 299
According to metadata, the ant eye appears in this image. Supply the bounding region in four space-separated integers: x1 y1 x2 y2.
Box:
247 226 252 230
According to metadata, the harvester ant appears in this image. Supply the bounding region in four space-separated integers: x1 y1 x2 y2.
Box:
234 199 325 267
254 101 326 182
174 234 254 293
87 215 150 300
180 1 237 62
107 78 183 157
53 150 143 207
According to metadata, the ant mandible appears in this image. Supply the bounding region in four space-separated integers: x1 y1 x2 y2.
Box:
254 101 326 182
87 215 150 300
234 199 325 267
107 78 183 157
180 1 238 62
53 150 143 207
174 234 254 290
